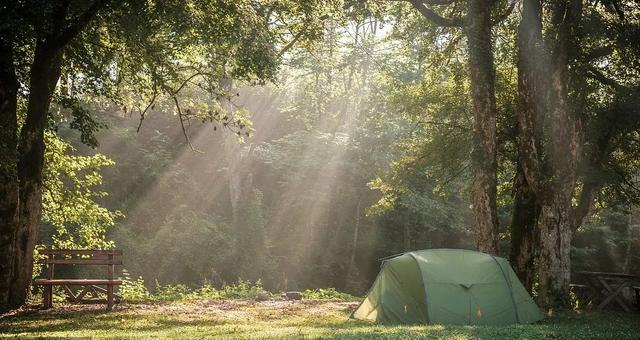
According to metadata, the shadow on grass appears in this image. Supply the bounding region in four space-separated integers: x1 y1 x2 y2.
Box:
0 308 228 335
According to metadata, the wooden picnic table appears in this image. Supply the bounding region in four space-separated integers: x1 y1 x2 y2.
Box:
575 271 639 312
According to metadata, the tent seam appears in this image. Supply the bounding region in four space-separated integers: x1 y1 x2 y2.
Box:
406 252 431 324
489 255 520 324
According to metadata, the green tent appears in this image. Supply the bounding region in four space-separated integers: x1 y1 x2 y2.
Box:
352 249 543 325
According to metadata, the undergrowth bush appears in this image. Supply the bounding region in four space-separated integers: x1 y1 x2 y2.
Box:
119 276 267 303
219 279 264 299
302 288 357 300
34 274 357 306
120 272 151 302
119 272 356 303
154 283 191 301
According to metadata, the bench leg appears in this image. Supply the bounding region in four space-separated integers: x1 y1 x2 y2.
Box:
107 285 114 310
43 286 52 309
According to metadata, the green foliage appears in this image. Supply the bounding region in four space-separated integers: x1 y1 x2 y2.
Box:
218 279 264 299
40 132 122 250
56 0 342 140
56 96 108 148
121 277 265 303
302 288 357 300
120 270 151 303
153 283 193 302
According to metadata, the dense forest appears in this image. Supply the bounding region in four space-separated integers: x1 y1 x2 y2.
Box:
1 0 639 314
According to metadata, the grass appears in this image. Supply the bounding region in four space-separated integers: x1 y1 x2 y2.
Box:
1 299 639 339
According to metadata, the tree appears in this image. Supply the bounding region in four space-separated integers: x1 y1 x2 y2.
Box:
0 0 111 311
511 0 640 306
408 0 515 254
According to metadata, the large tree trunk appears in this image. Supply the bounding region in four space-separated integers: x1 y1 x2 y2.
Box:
509 166 539 292
465 0 499 255
8 42 63 308
511 0 544 293
513 0 584 307
537 194 574 307
0 36 20 313
536 0 582 308
538 193 573 307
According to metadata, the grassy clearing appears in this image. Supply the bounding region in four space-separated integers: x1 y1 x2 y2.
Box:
1 299 639 339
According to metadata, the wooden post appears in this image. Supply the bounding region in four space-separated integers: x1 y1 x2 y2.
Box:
43 285 52 309
107 254 114 310
43 253 54 309
107 285 114 310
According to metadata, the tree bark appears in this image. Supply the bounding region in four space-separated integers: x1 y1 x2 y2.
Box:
511 0 544 294
0 35 20 312
509 166 539 292
465 0 499 255
512 0 584 307
537 193 574 307
536 0 582 308
9 41 63 308
515 0 544 192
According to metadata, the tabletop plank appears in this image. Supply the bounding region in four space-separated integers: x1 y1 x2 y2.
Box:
576 271 639 279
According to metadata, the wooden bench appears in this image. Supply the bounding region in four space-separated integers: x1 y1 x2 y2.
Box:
33 249 123 310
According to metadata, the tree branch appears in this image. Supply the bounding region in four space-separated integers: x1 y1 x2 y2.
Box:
170 92 202 153
55 0 111 47
584 46 613 61
137 82 157 133
419 0 455 4
586 66 626 91
158 80 203 153
277 30 305 58
408 0 465 27
174 72 210 94
276 14 329 58
571 180 601 232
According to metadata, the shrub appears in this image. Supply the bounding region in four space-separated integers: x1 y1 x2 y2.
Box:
119 278 353 303
119 278 267 303
154 283 191 302
219 279 263 299
188 281 221 299
120 271 151 302
302 288 357 301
